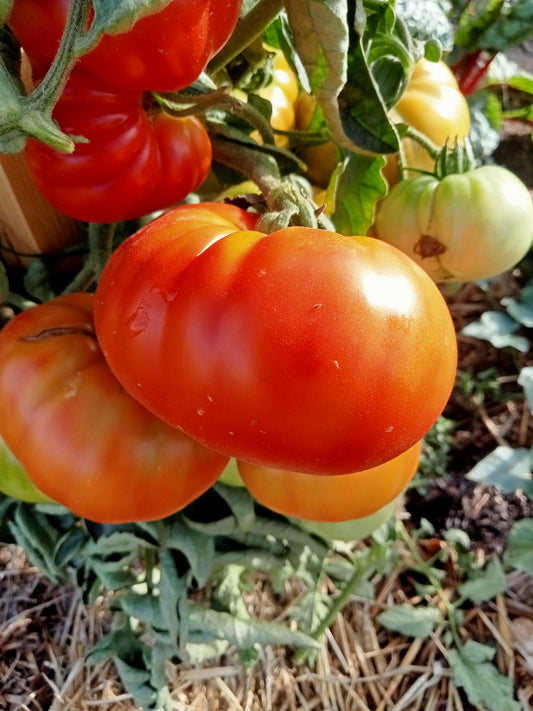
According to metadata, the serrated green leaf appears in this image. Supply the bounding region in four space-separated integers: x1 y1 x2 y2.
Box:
211 563 252 618
330 153 387 235
466 446 533 497
187 603 320 649
504 518 533 576
163 518 214 588
377 603 442 639
518 367 533 415
114 658 159 711
448 641 520 711
461 311 530 352
457 556 507 603
213 482 257 530
8 504 65 583
289 590 332 633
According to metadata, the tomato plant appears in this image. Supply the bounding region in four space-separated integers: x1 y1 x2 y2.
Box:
0 293 228 523
8 0 243 92
0 435 56 504
24 69 212 223
294 92 340 188
238 440 422 522
384 58 471 184
374 165 533 283
94 202 457 476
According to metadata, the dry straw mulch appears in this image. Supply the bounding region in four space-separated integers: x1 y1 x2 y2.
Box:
2 534 533 711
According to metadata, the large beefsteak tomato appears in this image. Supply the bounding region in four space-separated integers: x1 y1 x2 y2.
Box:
0 293 228 523
95 202 457 475
24 70 212 223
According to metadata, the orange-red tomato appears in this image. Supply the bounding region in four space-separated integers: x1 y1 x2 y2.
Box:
25 70 212 223
95 202 457 475
237 441 422 522
0 293 228 523
8 0 243 92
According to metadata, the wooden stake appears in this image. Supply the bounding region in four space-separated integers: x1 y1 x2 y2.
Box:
0 151 82 267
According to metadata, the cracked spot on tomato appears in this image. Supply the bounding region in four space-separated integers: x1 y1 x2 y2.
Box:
414 234 447 258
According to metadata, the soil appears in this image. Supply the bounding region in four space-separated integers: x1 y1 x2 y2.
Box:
405 42 533 553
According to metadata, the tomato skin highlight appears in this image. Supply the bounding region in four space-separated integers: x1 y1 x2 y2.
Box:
95 203 457 476
374 166 533 282
8 0 243 92
24 70 212 223
238 440 422 522
0 294 228 523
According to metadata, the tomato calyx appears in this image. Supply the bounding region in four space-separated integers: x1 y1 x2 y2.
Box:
434 139 477 180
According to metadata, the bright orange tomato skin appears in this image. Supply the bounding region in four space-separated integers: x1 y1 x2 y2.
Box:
95 203 457 475
238 440 422 521
0 294 228 523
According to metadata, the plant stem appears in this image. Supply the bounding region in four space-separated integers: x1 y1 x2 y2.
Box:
403 125 441 160
62 222 116 294
28 0 92 109
396 520 463 648
208 0 284 77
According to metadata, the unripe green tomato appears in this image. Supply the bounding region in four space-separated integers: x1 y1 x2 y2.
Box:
290 497 397 542
0 435 56 503
374 166 533 282
218 458 245 486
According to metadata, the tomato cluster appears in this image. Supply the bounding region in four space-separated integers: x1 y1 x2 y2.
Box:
7 0 243 222
0 199 457 525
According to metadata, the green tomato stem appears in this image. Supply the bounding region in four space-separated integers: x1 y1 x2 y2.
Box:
403 125 441 160
207 0 284 77
28 0 92 108
62 222 116 294
294 544 387 664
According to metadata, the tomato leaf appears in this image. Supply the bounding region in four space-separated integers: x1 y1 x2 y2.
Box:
461 311 530 353
377 602 442 639
186 602 321 649
466 446 533 497
448 640 521 711
504 518 533 576
502 285 533 328
457 556 507 604
78 0 173 53
330 153 387 236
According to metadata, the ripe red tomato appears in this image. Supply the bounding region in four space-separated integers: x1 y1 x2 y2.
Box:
0 293 228 523
8 0 243 92
238 440 422 522
24 70 212 223
95 202 457 475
